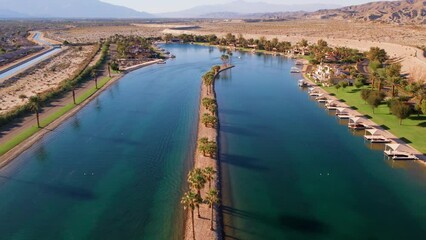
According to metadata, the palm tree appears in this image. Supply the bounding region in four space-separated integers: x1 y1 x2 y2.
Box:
181 191 202 240
188 168 207 217
107 62 112 77
91 70 98 89
72 88 76 104
221 54 229 67
204 189 219 231
203 167 217 190
28 95 41 128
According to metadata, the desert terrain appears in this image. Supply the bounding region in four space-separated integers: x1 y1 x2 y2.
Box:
0 45 97 114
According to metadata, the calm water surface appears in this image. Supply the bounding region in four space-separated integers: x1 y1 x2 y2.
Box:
216 51 426 239
0 44 221 240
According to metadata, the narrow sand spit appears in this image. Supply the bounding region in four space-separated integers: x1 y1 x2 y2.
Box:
184 66 234 240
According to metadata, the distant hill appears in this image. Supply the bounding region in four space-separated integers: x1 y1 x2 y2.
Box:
0 9 29 18
158 0 341 18
307 0 426 24
0 0 154 18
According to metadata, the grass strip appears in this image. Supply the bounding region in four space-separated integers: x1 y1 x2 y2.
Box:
0 76 112 156
324 86 426 153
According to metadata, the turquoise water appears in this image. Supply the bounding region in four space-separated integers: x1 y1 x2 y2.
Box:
216 52 426 239
0 44 221 239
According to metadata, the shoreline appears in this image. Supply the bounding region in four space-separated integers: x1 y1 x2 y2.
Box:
184 65 234 240
164 29 426 77
300 69 426 162
0 59 161 169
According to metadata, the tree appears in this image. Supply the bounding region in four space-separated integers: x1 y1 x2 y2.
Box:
361 89 372 103
188 168 207 217
107 62 112 77
355 78 364 88
298 39 309 48
91 70 98 89
221 54 229 67
202 113 217 128
386 63 402 97
163 33 173 43
335 83 341 92
367 91 383 113
390 100 411 125
204 189 219 231
181 191 202 240
110 61 119 71
339 81 349 91
212 65 221 74
203 167 217 190
367 47 388 64
29 95 41 128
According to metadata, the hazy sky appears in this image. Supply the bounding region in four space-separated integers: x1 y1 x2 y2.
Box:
101 0 388 13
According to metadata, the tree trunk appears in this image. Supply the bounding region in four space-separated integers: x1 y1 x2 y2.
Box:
197 206 200 218
210 204 214 231
108 65 111 77
392 85 395 97
72 89 76 104
36 111 40 128
209 180 211 190
400 119 402 125
191 210 195 240
372 79 375 90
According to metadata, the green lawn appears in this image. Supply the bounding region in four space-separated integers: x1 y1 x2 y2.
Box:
324 86 426 154
0 76 112 156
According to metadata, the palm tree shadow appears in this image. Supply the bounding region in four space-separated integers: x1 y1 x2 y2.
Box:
220 153 268 171
278 214 329 235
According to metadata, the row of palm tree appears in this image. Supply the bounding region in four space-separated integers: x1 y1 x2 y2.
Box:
181 167 219 240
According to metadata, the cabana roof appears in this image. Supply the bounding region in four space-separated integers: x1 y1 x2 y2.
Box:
366 129 380 135
349 117 362 123
336 107 347 113
385 144 405 152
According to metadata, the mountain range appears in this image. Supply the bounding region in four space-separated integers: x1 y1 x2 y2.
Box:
307 0 426 24
0 0 153 18
157 1 341 18
0 0 424 25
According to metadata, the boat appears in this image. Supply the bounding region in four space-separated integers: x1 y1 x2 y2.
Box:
290 67 301 73
169 54 176 58
298 80 308 87
157 60 166 64
295 60 304 66
384 144 418 160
